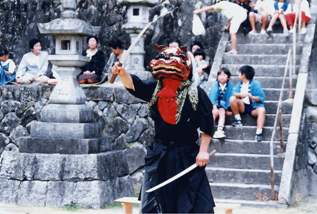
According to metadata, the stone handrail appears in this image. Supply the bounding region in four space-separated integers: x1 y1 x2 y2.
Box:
278 18 317 205
205 32 229 93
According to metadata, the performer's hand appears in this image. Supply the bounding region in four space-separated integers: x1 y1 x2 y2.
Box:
196 151 209 167
111 62 125 77
193 9 201 14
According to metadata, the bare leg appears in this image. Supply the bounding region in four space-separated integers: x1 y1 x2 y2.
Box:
261 15 268 31
212 108 220 123
279 14 289 32
267 13 279 30
230 33 237 51
230 96 245 115
251 107 266 131
249 12 257 32
218 108 226 129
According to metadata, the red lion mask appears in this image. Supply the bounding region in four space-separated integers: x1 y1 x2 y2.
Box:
150 45 191 81
148 45 196 125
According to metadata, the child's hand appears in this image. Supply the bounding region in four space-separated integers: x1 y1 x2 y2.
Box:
241 93 249 98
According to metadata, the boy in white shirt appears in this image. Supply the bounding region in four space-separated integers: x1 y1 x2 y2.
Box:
194 0 247 55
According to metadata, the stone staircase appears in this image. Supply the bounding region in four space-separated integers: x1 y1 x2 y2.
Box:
207 33 304 206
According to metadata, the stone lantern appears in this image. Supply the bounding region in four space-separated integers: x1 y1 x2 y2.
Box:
37 0 99 105
119 0 159 72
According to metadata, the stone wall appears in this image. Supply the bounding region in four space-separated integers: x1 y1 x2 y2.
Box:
0 0 223 70
0 84 152 159
304 23 317 196
0 84 152 197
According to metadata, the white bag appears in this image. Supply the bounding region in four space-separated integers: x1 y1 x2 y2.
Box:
192 14 206 36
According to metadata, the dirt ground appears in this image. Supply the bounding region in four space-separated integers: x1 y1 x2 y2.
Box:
0 197 316 214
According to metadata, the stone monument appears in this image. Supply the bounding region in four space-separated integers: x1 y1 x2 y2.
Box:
0 0 133 208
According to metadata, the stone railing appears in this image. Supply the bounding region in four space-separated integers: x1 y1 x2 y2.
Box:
278 17 317 205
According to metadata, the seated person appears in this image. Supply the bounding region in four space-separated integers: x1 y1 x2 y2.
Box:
105 38 130 83
249 0 275 34
78 36 105 84
208 67 234 139
16 38 57 84
230 65 266 142
0 46 16 85
266 0 290 35
192 48 209 86
235 0 254 34
285 0 311 34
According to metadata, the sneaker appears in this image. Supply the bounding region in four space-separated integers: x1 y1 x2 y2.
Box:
300 28 307 34
289 28 294 33
232 119 243 127
249 30 257 35
213 130 226 139
227 49 238 55
283 29 289 35
266 28 273 37
260 29 266 34
256 133 263 142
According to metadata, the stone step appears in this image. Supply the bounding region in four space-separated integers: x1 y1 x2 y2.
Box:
234 44 302 55
262 89 295 101
210 182 279 201
206 167 282 185
30 121 101 140
223 126 289 141
221 64 300 77
220 100 292 115
222 113 291 127
0 150 129 182
40 104 95 123
237 33 304 44
230 77 297 89
264 100 293 114
211 139 286 154
223 54 301 65
209 153 284 170
18 137 101 154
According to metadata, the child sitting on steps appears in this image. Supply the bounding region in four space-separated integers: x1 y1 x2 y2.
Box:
230 65 266 142
208 67 234 139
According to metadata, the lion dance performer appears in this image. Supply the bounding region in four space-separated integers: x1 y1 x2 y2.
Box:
111 44 215 213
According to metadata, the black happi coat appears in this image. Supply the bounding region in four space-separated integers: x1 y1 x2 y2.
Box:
127 75 215 213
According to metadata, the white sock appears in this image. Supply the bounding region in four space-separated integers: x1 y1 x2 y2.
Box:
234 114 241 121
256 128 263 135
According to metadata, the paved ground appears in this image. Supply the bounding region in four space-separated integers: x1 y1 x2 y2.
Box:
0 197 316 214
